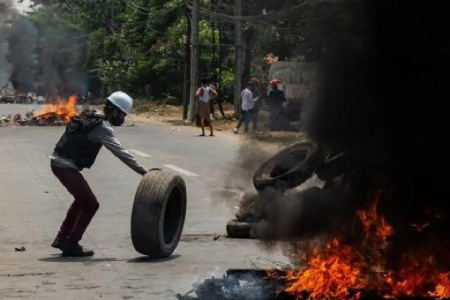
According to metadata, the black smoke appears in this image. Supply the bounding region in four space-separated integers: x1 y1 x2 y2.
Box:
36 24 88 97
7 15 37 92
228 0 450 271
299 0 450 268
0 1 37 93
1 1 88 97
0 0 15 88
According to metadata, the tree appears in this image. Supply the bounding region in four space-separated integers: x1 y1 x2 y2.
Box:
20 0 356 103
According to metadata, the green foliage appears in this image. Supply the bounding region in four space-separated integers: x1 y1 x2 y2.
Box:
23 0 350 104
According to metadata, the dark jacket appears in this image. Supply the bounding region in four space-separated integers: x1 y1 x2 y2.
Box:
54 110 104 170
268 89 286 108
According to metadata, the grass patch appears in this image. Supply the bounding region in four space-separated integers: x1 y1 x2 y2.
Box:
131 101 306 146
133 100 172 114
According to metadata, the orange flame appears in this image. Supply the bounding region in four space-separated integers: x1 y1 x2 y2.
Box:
380 255 450 298
356 191 394 245
280 191 450 299
285 239 368 300
34 95 78 123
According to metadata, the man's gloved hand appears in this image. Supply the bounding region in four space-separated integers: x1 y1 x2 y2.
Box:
148 167 162 172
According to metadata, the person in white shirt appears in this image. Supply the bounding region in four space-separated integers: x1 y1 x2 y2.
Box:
233 81 260 133
195 78 218 136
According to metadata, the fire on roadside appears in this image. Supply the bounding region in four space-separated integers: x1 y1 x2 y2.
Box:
271 191 450 300
33 95 79 123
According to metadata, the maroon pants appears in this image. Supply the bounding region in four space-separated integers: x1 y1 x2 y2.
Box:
51 164 99 243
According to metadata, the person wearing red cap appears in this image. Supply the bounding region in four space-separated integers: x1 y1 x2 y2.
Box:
268 78 286 131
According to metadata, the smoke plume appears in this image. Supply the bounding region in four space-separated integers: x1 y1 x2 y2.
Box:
37 22 88 97
289 0 450 268
0 0 15 88
229 0 450 270
8 15 37 92
1 0 37 93
1 1 88 97
215 139 274 212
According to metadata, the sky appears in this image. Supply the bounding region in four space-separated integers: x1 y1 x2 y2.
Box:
13 0 33 13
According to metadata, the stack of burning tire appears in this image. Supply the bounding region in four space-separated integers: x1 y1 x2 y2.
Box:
226 140 349 240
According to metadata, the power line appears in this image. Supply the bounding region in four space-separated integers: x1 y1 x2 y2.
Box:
186 1 308 23
123 0 179 16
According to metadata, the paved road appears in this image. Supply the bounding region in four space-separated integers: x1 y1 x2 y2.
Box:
0 104 289 299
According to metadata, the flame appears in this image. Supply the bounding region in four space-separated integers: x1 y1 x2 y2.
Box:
380 255 450 298
284 239 368 300
34 95 78 123
279 191 450 299
356 192 394 242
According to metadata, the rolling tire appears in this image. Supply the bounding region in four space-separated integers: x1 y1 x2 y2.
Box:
131 170 187 258
253 140 321 191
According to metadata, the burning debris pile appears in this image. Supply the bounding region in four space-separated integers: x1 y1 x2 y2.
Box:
177 269 450 300
204 1 450 300
176 269 290 300
0 95 79 126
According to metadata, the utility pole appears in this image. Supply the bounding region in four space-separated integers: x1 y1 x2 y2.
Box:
186 0 199 122
233 0 242 118
182 6 191 120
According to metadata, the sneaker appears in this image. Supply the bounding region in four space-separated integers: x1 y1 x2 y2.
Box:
233 128 239 134
61 242 94 257
51 237 64 249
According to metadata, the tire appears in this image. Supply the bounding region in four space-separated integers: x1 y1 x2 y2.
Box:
13 114 21 123
253 140 322 191
131 170 187 258
226 219 257 239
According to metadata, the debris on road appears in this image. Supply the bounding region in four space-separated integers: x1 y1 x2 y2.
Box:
0 95 79 127
176 269 290 300
0 111 67 126
14 247 26 252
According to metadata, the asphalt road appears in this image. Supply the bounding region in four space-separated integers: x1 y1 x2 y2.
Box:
0 104 289 300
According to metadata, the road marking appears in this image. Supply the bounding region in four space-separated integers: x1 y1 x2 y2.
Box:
163 164 199 177
129 149 151 157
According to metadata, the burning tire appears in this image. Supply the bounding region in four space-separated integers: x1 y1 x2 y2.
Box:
226 219 257 239
131 170 187 258
253 140 321 191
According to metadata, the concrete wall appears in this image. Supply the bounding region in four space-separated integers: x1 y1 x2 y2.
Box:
268 61 317 101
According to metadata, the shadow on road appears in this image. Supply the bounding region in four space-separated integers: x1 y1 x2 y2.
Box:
38 255 119 263
127 254 180 263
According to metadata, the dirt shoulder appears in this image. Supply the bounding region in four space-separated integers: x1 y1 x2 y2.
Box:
128 103 306 146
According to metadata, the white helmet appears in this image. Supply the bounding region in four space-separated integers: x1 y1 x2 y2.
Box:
107 91 133 115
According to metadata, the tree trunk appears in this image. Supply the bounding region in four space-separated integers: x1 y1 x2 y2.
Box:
182 8 191 120
242 26 257 86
